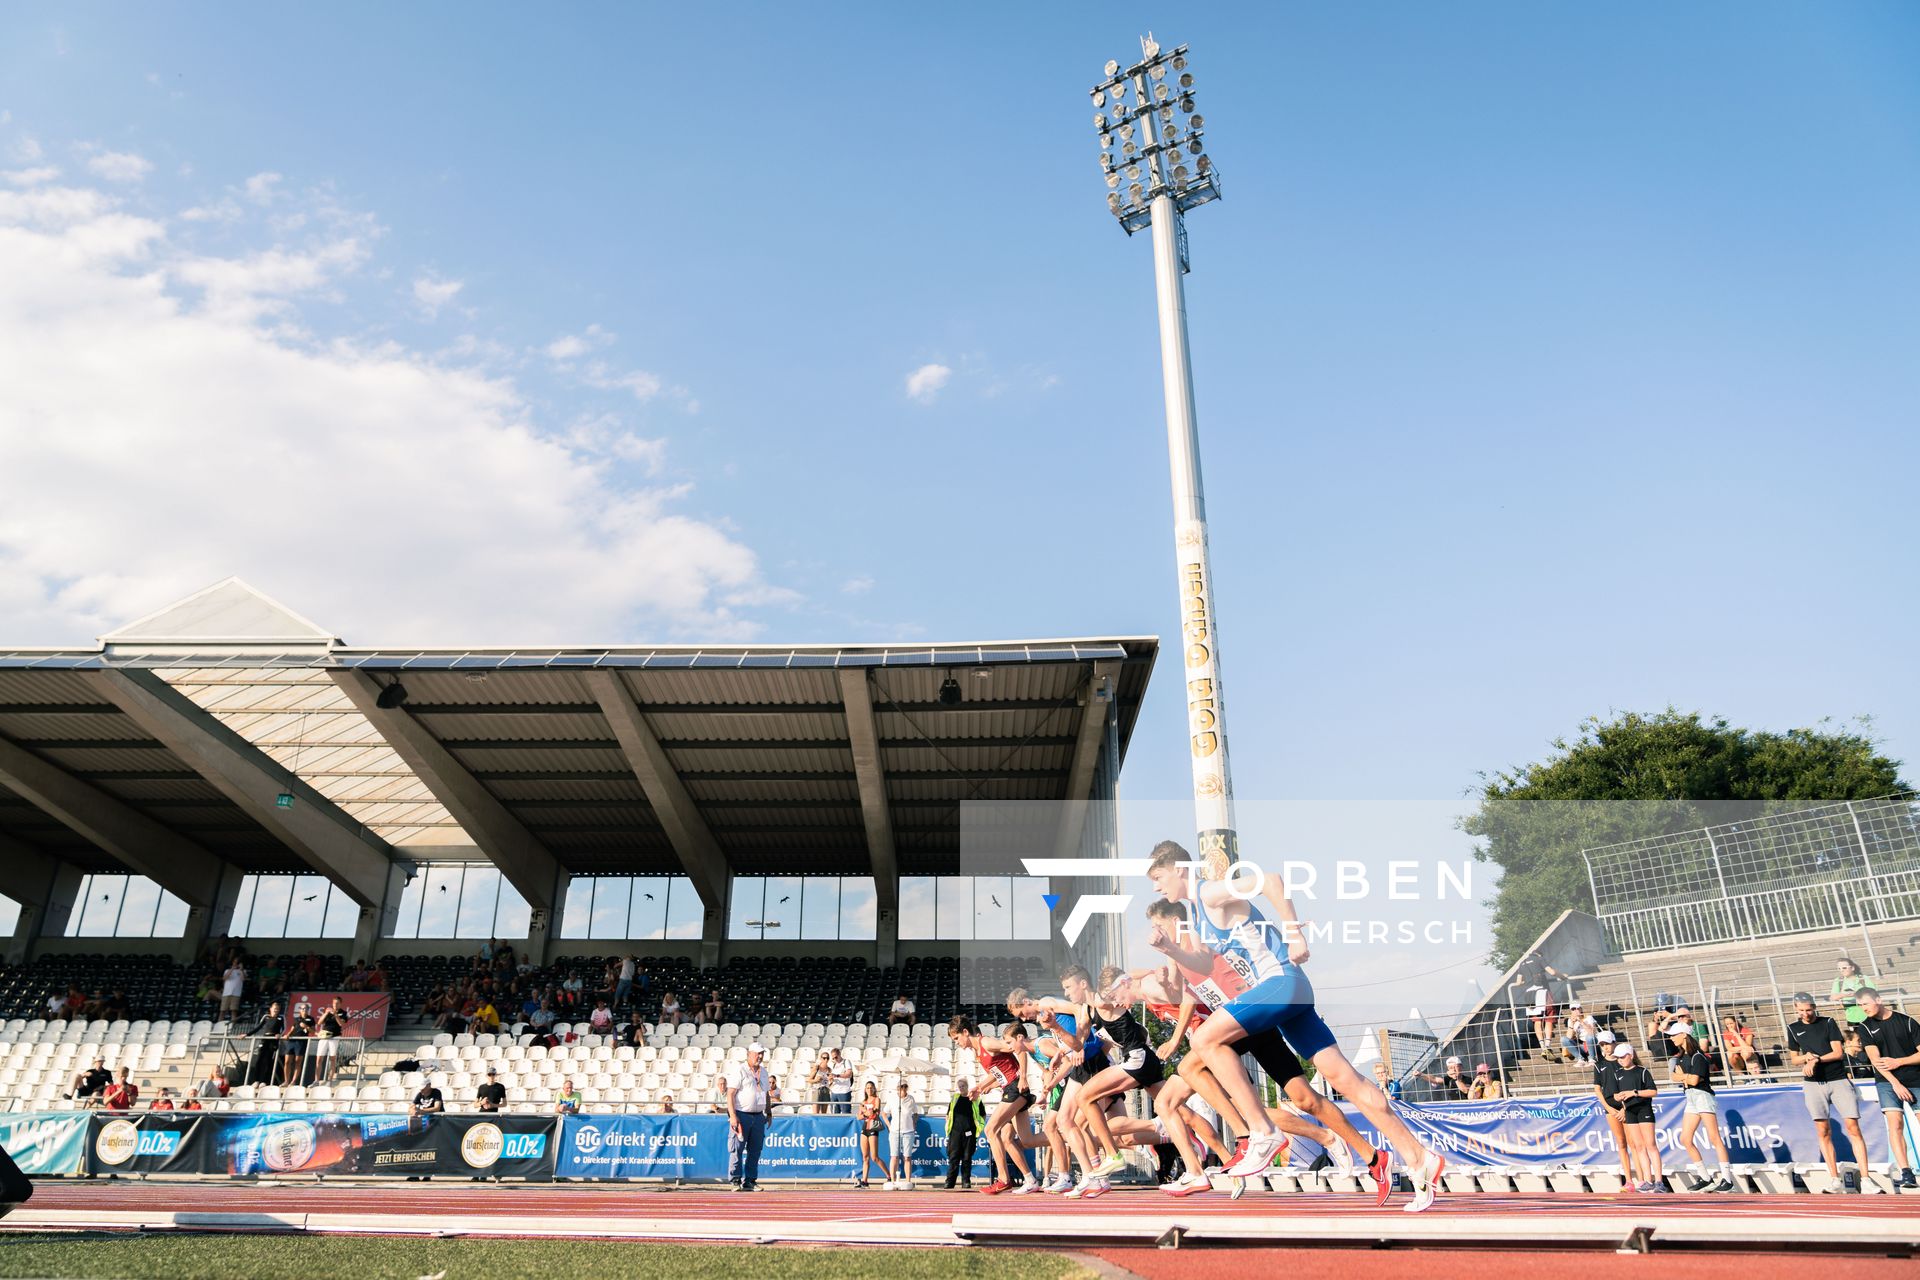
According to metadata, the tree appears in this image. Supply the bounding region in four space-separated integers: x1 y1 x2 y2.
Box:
1466 710 1907 968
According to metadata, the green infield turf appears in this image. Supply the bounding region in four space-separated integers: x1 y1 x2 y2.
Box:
0 1234 1094 1280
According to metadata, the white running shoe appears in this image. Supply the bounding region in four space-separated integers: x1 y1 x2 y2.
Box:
1010 1179 1041 1195
1163 1169 1210 1197
1326 1136 1356 1173
1064 1175 1094 1199
1081 1177 1112 1199
1089 1153 1127 1179
1404 1152 1446 1214
1225 1130 1288 1177
1044 1173 1075 1194
883 1180 902 1190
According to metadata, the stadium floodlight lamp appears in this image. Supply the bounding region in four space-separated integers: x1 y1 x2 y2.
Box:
375 680 409 709
1084 35 1239 876
938 673 963 706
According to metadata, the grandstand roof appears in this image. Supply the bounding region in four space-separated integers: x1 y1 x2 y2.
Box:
0 582 1157 913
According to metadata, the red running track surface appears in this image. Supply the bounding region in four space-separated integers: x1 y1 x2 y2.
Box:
1092 1247 1920 1280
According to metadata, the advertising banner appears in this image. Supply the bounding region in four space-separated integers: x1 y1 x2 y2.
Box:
1331 1082 1895 1169
0 1111 90 1176
286 992 390 1040
555 1113 992 1181
85 1112 553 1179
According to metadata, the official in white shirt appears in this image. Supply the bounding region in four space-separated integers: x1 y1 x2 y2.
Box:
725 1041 777 1191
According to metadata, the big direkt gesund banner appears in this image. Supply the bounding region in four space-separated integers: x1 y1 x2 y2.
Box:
85 1112 553 1180
0 1111 89 1175
1327 1081 1897 1169
555 1113 991 1181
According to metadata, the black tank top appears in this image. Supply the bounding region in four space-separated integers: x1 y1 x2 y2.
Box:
1089 1004 1148 1065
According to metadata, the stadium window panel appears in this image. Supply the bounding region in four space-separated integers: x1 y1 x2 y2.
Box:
117 875 164 937
1011 877 1052 940
75 874 126 937
152 892 190 938
557 875 594 940
229 875 259 936
727 876 766 939
762 876 802 939
800 877 840 940
0 893 20 938
626 877 668 939
973 875 1013 940
492 880 532 939
839 877 877 940
284 874 331 937
898 876 935 939
589 876 631 939
321 885 359 939
456 866 503 938
389 871 427 939
250 875 295 938
661 877 703 939
936 876 973 940
415 865 462 938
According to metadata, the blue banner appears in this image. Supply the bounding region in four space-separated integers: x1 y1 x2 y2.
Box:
1330 1082 1896 1168
0 1111 89 1176
556 1113 995 1181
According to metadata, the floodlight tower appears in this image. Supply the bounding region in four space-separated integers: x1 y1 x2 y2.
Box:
1091 36 1236 869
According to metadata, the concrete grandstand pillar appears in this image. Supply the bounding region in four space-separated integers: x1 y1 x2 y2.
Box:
525 864 569 967
0 833 62 965
186 863 249 965
876 898 898 969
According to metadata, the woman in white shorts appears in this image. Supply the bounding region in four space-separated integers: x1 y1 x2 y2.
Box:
1665 1021 1731 1191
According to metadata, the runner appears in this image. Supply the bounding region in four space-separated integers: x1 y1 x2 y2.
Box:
1007 970 1109 1193
1100 967 1239 1196
1134 907 1392 1202
1144 839 1446 1212
945 1014 1034 1195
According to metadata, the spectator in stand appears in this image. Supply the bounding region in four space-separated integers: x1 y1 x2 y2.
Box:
102 1067 139 1112
104 989 130 1019
1527 984 1557 1057
888 994 916 1028
1561 1003 1600 1064
1373 1059 1403 1102
588 1000 614 1034
298 951 322 986
182 1095 203 1112
883 1079 915 1189
614 955 636 1010
198 1067 230 1100
560 972 584 1010
1609 1043 1664 1192
70 1057 111 1104
1418 1056 1473 1100
1858 987 1920 1191
656 1093 676 1114
411 1078 444 1119
1671 1003 1711 1045
343 960 371 992
659 991 684 1029
367 960 389 992
1843 1028 1877 1081
476 1067 507 1113
1785 991 1872 1191
554 1078 583 1115
808 1051 832 1115
313 997 347 1084
1832 958 1870 1027
257 957 284 998
702 990 725 1024
150 1087 177 1111
1720 1015 1761 1077
1469 1063 1505 1100
1665 1021 1732 1191
625 1016 648 1050
220 959 246 1021
472 998 501 1034
828 1048 854 1115
530 1002 556 1036
45 990 67 1019
280 1010 312 1086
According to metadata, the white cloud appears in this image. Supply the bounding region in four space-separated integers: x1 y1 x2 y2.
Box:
0 172 779 645
544 323 612 364
905 362 952 403
841 575 875 595
7 135 43 163
243 171 282 204
411 274 463 318
179 198 242 223
582 360 662 401
86 150 153 183
3 166 60 187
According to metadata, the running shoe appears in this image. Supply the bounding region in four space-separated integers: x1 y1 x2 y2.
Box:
1044 1173 1075 1194
1404 1152 1445 1214
1010 1179 1041 1195
1063 1176 1095 1199
1326 1136 1356 1173
1227 1136 1248 1167
1224 1131 1288 1178
1080 1177 1112 1199
1163 1169 1210 1197
1089 1153 1127 1179
1367 1148 1393 1207
979 1180 1011 1196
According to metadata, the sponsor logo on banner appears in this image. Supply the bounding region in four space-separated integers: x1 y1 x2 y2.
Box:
370 1148 436 1168
0 1112 89 1175
502 1132 546 1160
573 1124 603 1155
94 1119 140 1166
462 1122 503 1168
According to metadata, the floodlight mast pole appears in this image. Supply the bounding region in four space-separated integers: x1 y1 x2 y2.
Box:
1101 36 1236 869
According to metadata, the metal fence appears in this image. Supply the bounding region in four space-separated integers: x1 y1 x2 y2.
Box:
1584 795 1920 953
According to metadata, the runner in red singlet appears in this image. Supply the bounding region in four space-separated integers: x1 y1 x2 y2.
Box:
946 1014 1033 1194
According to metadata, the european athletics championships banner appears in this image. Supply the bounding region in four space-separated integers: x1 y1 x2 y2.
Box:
1 1081 1895 1179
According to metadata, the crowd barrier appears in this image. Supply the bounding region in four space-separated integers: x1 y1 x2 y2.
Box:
0 1082 1905 1180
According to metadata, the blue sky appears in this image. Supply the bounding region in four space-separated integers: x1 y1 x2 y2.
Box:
4 5 1917 1014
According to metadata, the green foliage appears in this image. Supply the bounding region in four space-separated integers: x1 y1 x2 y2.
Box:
1466 710 1907 968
